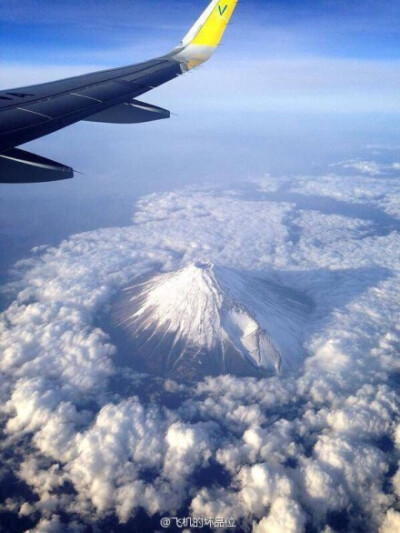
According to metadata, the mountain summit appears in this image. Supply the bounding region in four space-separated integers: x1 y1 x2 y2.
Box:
115 263 310 380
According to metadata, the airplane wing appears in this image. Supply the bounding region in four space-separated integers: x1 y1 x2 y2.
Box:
0 0 238 183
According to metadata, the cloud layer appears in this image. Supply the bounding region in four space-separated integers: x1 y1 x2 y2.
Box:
0 171 399 532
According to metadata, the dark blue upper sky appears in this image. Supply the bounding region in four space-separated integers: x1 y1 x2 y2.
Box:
1 0 399 66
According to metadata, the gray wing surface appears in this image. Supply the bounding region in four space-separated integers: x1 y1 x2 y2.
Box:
0 57 181 154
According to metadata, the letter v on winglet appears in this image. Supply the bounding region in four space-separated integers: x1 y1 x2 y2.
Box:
172 0 238 70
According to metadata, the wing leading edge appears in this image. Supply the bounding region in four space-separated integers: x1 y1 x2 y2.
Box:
0 0 238 183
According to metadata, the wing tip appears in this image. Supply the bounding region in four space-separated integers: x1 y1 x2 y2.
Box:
171 0 238 69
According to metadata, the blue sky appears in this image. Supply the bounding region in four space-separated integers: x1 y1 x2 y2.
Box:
1 0 400 63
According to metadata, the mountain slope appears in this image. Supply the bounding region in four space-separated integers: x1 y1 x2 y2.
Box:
115 263 311 379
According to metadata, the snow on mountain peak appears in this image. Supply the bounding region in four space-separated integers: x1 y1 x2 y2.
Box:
115 263 310 379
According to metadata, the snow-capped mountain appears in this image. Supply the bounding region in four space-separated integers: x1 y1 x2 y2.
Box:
115 263 310 379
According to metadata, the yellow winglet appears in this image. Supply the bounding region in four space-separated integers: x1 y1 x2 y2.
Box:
188 0 238 47
172 0 238 70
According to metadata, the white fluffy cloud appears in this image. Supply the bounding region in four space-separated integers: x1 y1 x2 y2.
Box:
331 159 400 177
252 497 306 533
0 171 399 532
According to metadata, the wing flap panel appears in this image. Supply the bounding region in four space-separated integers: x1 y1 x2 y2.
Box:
84 99 170 124
0 148 73 183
